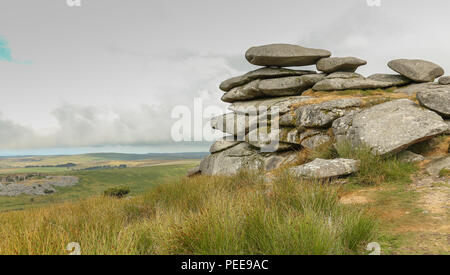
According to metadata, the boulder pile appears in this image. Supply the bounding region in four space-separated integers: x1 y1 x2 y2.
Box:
191 43 450 178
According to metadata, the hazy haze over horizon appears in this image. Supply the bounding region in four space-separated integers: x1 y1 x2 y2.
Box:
1 0 450 155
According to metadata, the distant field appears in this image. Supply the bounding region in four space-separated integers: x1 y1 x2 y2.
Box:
0 152 207 174
0 159 200 212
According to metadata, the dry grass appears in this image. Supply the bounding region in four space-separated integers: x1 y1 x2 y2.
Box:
0 170 378 255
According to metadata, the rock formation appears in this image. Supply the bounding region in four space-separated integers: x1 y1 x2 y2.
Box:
192 43 450 178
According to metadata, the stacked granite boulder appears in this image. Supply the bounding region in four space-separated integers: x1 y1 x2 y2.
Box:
191 43 450 177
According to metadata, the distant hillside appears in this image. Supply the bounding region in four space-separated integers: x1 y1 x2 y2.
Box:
85 152 208 161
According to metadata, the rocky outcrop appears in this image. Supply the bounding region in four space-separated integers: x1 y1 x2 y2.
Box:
245 44 331 67
289 158 360 179
388 59 444 82
417 89 450 118
196 44 450 176
332 99 448 155
316 57 366 73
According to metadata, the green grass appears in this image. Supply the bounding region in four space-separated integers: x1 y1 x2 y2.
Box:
0 162 198 212
0 169 378 255
439 168 450 178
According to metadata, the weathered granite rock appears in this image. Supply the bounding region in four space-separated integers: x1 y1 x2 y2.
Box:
186 166 201 177
317 57 367 73
301 74 327 87
294 98 363 128
313 78 394 91
0 176 78 197
210 113 260 137
326 72 364 79
289 158 360 179
332 99 448 155
219 67 316 92
398 151 425 163
368 74 411 86
425 156 450 177
229 95 314 115
246 127 300 152
245 44 331 67
199 142 298 175
417 89 450 118
394 82 444 95
210 137 242 153
301 134 331 150
388 59 444 82
445 120 450 135
438 76 450 85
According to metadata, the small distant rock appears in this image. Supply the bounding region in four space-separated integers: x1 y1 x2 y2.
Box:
388 59 444 82
368 74 411 86
317 57 367 73
289 158 360 179
425 156 450 177
417 89 450 118
219 67 316 92
245 43 331 67
438 76 450 85
398 151 425 163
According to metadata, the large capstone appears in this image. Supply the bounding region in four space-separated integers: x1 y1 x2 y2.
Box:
289 158 360 179
245 44 331 67
417 89 450 118
219 67 315 92
388 59 444 82
332 99 448 155
316 57 367 73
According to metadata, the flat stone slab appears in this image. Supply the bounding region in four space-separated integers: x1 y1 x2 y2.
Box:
332 99 448 155
289 158 360 179
221 76 313 103
326 72 364 79
388 59 444 82
219 67 315 92
417 89 450 118
394 82 445 95
368 74 411 86
245 43 331 67
210 113 263 137
313 78 393 91
316 57 367 73
228 95 314 115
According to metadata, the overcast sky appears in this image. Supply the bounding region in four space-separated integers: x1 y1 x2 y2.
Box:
1 0 450 155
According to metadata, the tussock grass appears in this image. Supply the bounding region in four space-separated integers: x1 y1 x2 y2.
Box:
0 170 377 255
